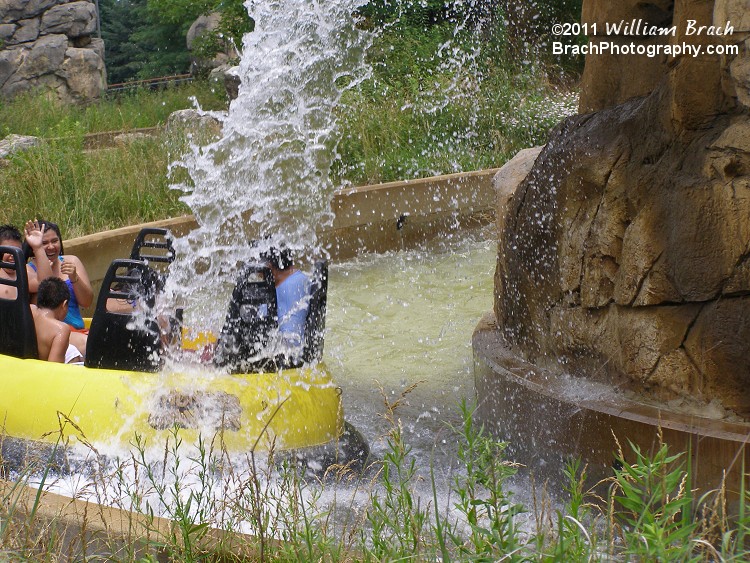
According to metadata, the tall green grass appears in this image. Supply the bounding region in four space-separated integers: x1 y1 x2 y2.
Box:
337 71 576 185
335 21 578 185
0 20 577 237
0 81 227 138
1 131 188 238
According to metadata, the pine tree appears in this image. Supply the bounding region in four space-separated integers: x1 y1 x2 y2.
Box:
99 0 191 83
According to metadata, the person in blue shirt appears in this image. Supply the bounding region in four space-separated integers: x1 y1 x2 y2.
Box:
262 246 310 358
26 221 92 356
210 244 312 371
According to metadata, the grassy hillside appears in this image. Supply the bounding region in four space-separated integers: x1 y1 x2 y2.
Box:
0 25 577 238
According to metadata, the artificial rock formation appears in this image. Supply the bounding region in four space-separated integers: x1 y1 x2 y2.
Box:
186 12 240 76
0 0 105 102
495 0 750 415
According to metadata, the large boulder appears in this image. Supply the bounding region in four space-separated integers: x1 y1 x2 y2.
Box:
10 18 41 44
186 12 239 75
497 99 750 414
89 36 104 60
0 22 15 42
0 46 21 89
18 33 67 77
166 109 224 142
0 133 41 159
186 13 222 51
59 46 106 102
0 0 59 23
209 63 240 100
579 0 674 114
0 0 105 102
493 146 543 237
40 1 97 38
495 0 750 415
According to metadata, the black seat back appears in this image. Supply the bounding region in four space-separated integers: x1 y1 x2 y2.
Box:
130 228 175 272
85 259 162 372
0 246 38 359
301 260 328 364
214 263 278 372
130 227 182 343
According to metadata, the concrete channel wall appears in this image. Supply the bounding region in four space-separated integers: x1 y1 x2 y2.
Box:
473 313 750 509
0 478 263 560
67 168 498 316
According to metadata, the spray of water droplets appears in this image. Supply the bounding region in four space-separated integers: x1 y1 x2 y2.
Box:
166 0 373 331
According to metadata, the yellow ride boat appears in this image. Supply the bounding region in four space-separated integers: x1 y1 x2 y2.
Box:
0 229 366 470
0 353 342 454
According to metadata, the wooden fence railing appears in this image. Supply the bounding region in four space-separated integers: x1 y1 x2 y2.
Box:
106 74 193 94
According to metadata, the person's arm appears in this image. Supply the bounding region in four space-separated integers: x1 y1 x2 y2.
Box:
24 220 53 295
106 297 133 313
61 255 94 308
48 325 71 363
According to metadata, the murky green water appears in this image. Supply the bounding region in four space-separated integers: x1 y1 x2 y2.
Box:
325 228 496 464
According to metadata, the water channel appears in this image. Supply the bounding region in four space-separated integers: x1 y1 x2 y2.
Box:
327 227 495 470
36 227 497 521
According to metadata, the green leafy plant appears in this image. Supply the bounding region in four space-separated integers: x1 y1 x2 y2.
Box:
363 383 430 560
449 400 526 561
613 439 698 561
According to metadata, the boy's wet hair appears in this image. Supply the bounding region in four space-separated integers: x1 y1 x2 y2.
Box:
0 225 22 245
261 245 294 270
37 277 69 310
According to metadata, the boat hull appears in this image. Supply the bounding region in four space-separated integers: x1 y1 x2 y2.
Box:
0 354 343 455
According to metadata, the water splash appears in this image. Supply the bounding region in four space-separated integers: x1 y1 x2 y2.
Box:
167 0 372 331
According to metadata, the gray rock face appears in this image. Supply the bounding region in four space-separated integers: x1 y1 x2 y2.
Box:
166 109 224 140
1 0 59 23
209 64 240 100
23 33 67 76
89 36 103 60
498 99 750 415
41 1 96 38
186 12 239 74
495 0 750 416
186 13 221 51
11 18 41 44
61 46 105 99
0 133 41 159
0 0 105 103
0 45 20 88
0 22 15 42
